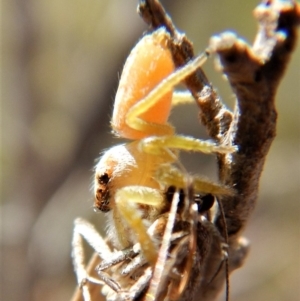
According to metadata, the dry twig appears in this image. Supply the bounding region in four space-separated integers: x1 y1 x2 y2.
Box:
139 0 299 300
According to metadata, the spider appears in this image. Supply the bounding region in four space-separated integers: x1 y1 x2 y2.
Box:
72 28 235 301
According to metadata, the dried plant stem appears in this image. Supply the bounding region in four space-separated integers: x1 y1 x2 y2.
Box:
138 1 300 300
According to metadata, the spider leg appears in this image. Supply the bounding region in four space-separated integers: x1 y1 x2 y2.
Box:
171 91 195 106
156 165 234 197
140 134 236 156
125 52 209 136
114 186 165 266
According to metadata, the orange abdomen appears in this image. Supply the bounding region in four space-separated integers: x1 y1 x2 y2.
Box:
112 29 174 140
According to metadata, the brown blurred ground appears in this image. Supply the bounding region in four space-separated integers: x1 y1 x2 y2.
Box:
1 0 299 301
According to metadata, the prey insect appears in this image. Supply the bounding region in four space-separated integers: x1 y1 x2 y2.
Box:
72 27 235 301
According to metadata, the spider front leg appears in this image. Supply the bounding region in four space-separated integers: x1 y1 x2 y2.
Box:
155 165 234 197
140 135 236 157
114 186 165 266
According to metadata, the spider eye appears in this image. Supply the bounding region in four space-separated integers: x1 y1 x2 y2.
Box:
98 173 110 185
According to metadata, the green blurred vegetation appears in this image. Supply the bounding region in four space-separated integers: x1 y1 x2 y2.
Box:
1 0 299 301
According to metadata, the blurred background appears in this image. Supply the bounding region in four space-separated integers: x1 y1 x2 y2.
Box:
1 0 299 300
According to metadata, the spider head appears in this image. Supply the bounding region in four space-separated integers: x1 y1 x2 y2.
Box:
94 143 139 212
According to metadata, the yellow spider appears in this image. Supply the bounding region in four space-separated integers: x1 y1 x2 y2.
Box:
72 28 234 301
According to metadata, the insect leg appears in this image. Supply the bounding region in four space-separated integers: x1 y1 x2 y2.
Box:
72 218 114 300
